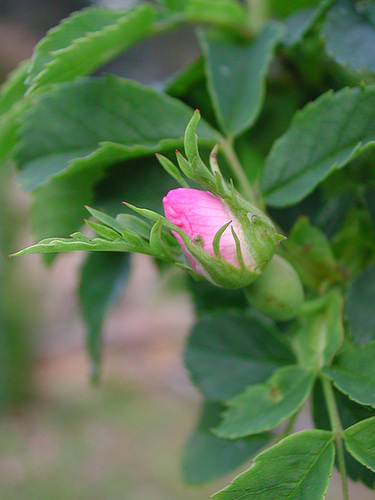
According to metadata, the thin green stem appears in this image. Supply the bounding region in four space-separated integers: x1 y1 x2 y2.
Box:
220 138 257 204
321 375 349 500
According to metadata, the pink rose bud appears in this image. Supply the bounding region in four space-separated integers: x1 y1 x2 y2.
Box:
163 188 283 289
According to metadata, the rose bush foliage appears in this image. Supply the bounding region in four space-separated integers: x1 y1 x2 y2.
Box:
2 0 375 498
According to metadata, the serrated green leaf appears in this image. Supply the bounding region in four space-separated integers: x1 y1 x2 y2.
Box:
0 61 30 166
11 235 137 256
323 0 375 74
285 216 339 290
344 417 375 473
79 251 130 383
212 430 335 499
216 366 315 438
182 401 270 484
323 342 375 408
201 22 284 136
0 60 29 115
346 263 375 344
292 289 344 369
26 5 155 92
262 86 375 207
16 76 218 190
313 380 375 488
185 311 294 401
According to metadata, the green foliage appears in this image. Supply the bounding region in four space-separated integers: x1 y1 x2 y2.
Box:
285 216 340 291
313 379 375 488
182 401 270 484
201 21 284 136
344 417 375 473
216 366 315 438
16 76 218 191
292 289 344 369
262 86 375 207
79 252 130 383
25 5 155 93
212 430 335 499
324 342 375 407
323 0 375 74
185 311 294 401
4 0 375 496
346 264 375 344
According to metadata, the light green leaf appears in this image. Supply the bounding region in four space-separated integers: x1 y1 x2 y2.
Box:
285 216 339 291
79 252 130 383
0 60 29 115
201 22 284 136
344 417 375 473
346 264 375 344
11 235 136 256
292 289 344 369
262 86 375 207
323 342 375 408
26 5 154 92
185 311 294 401
212 430 335 499
182 401 270 484
216 366 315 438
0 61 30 165
323 0 375 74
16 76 218 190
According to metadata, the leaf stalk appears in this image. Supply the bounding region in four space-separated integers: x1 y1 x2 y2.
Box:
321 375 349 500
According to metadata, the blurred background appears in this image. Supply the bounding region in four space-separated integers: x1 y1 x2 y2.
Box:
0 1 373 499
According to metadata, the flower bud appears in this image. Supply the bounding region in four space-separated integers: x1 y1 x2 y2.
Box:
245 254 304 321
163 187 284 289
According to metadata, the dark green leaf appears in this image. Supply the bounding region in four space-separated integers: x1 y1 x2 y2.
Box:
216 366 315 438
344 417 375 473
188 278 248 315
185 310 294 401
201 22 284 136
364 187 375 230
212 430 335 499
262 86 375 207
346 264 375 344
323 342 375 407
283 0 334 47
323 0 375 74
16 76 218 190
182 401 269 484
79 252 130 383
312 380 375 488
26 5 155 92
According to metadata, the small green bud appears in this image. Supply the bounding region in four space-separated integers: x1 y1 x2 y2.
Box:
245 254 304 321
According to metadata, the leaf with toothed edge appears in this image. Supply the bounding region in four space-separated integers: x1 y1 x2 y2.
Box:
26 5 155 92
262 86 375 208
